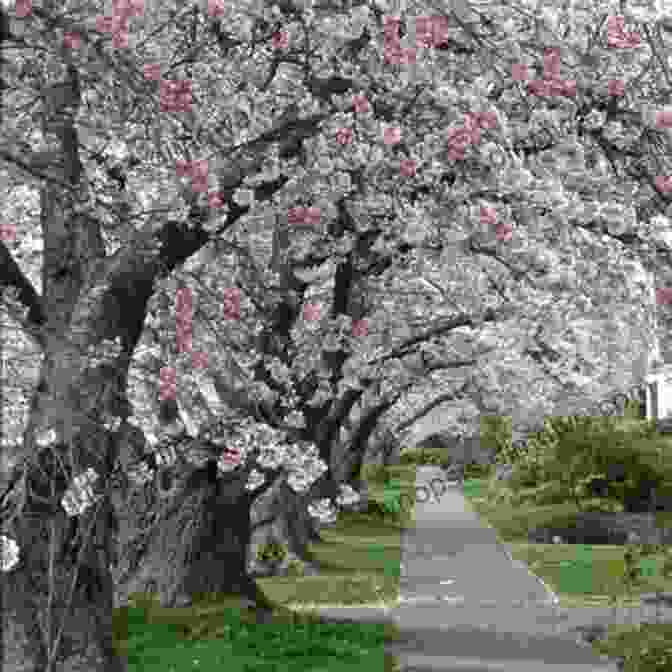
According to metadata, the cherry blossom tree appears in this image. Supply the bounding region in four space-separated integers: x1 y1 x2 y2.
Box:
1 1 672 671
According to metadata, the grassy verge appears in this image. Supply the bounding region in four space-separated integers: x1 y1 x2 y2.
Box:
114 593 401 671
462 477 672 608
258 463 417 609
463 476 672 671
111 463 417 670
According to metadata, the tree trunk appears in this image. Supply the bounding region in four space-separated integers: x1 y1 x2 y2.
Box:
247 474 323 578
113 455 276 612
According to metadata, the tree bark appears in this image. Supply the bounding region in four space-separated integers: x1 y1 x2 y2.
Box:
113 453 276 611
247 475 322 578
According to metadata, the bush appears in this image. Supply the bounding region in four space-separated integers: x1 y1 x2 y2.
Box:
593 623 672 672
480 416 513 462
362 463 393 485
256 540 288 565
514 414 672 511
463 462 493 480
399 447 451 468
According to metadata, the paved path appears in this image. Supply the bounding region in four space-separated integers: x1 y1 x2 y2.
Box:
312 467 634 671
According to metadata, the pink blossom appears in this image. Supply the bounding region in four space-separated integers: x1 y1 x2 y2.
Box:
304 207 321 226
143 63 162 80
175 160 192 178
656 288 672 305
480 205 498 226
112 28 129 49
192 351 209 369
272 31 289 49
0 224 16 242
287 207 307 225
208 191 225 208
495 222 513 242
159 367 177 400
220 446 242 467
608 79 625 96
117 0 145 17
336 128 353 145
548 78 567 97
190 159 209 193
400 159 417 177
447 126 473 158
223 288 241 320
63 32 81 49
352 319 368 337
383 126 402 145
175 288 193 314
415 16 433 48
475 111 498 130
208 0 226 16
527 79 550 97
383 16 402 44
462 115 481 144
431 15 449 47
176 323 193 353
543 48 561 80
511 63 528 82
384 44 416 64
607 15 640 48
15 0 32 18
608 15 627 33
113 0 143 20
96 15 114 32
655 176 672 193
160 80 192 112
352 95 370 113
191 159 208 184
448 126 473 147
655 110 672 128
303 303 321 321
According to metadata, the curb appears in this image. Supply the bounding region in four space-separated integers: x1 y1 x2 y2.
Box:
500 541 561 606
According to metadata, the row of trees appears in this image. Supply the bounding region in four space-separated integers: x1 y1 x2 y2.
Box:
0 0 671 670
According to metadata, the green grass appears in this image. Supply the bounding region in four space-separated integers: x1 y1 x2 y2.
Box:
462 477 672 609
258 464 416 608
111 463 418 670
463 473 672 669
591 622 672 672
114 595 400 671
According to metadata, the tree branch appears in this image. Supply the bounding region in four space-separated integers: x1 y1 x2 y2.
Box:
0 242 47 346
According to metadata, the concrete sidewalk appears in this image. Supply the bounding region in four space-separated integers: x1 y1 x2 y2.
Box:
308 466 628 671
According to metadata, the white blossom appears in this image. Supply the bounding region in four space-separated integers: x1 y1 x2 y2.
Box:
61 468 101 517
0 535 20 573
245 468 266 491
308 498 338 524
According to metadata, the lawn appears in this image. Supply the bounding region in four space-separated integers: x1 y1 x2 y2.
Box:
111 463 418 670
114 594 400 672
258 463 416 609
462 476 672 608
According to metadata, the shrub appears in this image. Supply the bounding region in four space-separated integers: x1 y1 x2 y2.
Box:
480 415 513 462
463 462 492 480
256 540 288 565
285 558 307 577
399 447 450 468
516 414 672 511
362 463 393 485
